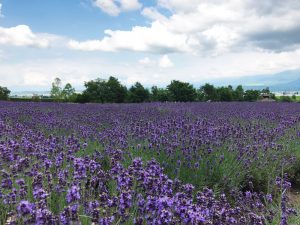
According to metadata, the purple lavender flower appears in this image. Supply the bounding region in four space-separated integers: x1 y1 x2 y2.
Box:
66 185 81 203
17 200 35 216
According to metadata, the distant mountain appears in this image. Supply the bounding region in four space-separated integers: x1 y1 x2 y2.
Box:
198 69 300 91
270 79 300 91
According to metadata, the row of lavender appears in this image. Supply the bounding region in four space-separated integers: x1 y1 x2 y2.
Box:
0 102 299 224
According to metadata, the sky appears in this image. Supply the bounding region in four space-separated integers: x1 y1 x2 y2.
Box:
0 0 300 91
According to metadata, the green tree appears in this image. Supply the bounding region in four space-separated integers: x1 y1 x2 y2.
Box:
196 89 205 101
261 87 270 94
233 85 244 101
167 80 197 102
0 86 10 100
50 77 62 102
62 83 76 102
200 83 218 101
280 96 293 102
106 76 127 103
74 93 89 103
217 86 233 101
244 90 261 101
31 95 41 102
151 86 169 102
127 82 150 103
83 78 109 103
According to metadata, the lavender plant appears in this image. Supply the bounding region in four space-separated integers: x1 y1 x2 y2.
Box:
0 102 299 224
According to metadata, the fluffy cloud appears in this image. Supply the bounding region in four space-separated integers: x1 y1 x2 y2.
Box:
159 55 173 68
93 0 120 16
68 22 191 53
141 7 167 21
70 0 300 55
0 25 50 48
93 0 141 16
138 57 153 65
120 0 141 11
2 47 300 91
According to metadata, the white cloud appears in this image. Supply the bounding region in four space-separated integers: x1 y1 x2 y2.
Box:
71 0 300 55
138 57 153 65
2 0 300 91
68 21 191 53
0 25 50 48
159 55 173 68
141 7 166 21
2 47 300 91
157 0 200 13
120 0 141 11
93 0 120 16
93 0 141 16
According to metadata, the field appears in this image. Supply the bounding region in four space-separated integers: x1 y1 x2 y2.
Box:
0 101 300 224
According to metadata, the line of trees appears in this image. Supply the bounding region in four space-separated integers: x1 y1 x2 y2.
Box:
1 76 296 103
49 76 277 103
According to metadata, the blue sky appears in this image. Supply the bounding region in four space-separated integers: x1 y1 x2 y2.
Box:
0 0 300 91
1 0 154 39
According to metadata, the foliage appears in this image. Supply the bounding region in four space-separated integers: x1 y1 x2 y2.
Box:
0 86 10 100
83 78 108 103
45 78 281 103
106 76 127 103
83 76 127 103
127 82 149 103
217 86 234 102
233 85 244 101
167 80 197 102
150 86 169 102
201 83 218 101
62 83 76 102
244 89 261 101
31 95 41 102
279 96 294 102
50 77 63 102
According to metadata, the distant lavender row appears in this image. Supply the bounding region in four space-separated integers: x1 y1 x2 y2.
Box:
0 102 299 224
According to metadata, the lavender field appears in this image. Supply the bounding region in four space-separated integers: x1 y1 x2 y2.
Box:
1 102 300 224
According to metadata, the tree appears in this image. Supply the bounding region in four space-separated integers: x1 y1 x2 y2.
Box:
83 78 109 103
62 83 76 102
0 86 10 100
50 77 62 102
244 90 261 101
233 85 244 101
217 86 233 102
201 83 218 101
127 82 150 103
32 95 41 102
196 89 205 101
280 96 293 102
106 76 127 103
261 87 270 94
74 93 89 103
82 77 127 103
167 80 197 102
151 86 169 102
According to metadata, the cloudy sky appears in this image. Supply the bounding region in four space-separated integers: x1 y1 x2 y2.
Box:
0 0 300 91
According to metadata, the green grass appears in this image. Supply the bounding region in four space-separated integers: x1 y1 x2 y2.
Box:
275 96 300 102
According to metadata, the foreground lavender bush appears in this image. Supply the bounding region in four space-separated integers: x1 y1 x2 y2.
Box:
0 102 299 224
